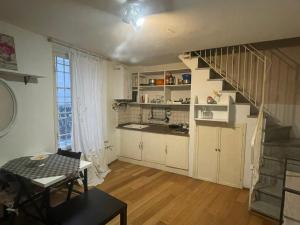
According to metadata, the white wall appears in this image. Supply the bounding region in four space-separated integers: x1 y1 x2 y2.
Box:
0 21 55 166
279 46 300 138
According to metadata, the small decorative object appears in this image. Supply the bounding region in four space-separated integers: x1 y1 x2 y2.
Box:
30 154 49 161
213 90 222 103
166 72 175 85
0 33 17 70
207 96 217 104
182 73 191 84
202 107 213 119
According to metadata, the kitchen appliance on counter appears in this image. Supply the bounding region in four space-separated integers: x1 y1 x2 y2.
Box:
168 123 189 134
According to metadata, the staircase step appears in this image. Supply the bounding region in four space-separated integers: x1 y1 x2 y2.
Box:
264 139 300 147
255 183 282 198
209 68 223 79
207 78 224 81
220 90 237 93
198 58 209 68
263 155 284 162
247 115 258 118
260 167 284 179
264 126 292 142
251 201 280 220
222 80 236 91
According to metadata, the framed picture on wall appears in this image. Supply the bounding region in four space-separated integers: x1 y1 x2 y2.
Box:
0 33 17 70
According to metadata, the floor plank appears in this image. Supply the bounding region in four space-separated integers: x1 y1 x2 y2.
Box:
98 160 278 225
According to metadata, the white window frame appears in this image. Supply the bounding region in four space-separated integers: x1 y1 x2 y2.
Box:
53 51 72 150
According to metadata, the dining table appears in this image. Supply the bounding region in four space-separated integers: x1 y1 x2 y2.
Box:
0 153 92 224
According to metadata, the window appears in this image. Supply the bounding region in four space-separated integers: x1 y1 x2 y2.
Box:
55 56 72 149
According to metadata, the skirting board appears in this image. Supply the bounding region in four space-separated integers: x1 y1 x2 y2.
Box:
118 157 189 176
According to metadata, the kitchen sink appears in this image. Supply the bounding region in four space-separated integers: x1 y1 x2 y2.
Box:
123 124 149 129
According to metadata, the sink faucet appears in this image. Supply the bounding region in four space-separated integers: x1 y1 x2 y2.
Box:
138 113 142 124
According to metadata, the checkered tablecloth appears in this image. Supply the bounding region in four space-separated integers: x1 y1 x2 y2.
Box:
1 154 80 180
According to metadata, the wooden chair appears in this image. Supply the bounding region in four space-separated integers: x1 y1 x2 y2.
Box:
56 149 83 201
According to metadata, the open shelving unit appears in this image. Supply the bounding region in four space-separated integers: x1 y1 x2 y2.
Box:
194 96 232 123
130 68 192 107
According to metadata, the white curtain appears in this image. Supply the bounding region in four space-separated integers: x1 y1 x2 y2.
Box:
71 50 110 186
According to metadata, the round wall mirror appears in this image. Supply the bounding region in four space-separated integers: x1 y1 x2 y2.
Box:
0 79 17 137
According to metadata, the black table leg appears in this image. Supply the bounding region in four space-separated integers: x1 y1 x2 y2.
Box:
43 187 50 224
120 206 127 225
83 169 88 193
9 184 22 225
17 178 46 223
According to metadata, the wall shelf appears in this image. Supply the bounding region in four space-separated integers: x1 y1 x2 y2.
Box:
130 68 192 104
194 96 231 123
129 102 190 107
0 69 44 85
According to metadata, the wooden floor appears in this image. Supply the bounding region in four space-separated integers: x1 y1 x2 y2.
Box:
97 160 277 225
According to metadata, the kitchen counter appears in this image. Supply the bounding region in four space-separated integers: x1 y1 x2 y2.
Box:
117 123 189 137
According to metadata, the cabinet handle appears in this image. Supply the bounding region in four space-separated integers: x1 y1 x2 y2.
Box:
141 142 143 150
165 146 168 154
215 149 218 152
218 149 221 152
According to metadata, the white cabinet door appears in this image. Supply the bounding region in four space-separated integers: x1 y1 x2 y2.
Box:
196 125 219 183
120 130 142 160
218 126 245 188
165 135 189 170
141 132 166 164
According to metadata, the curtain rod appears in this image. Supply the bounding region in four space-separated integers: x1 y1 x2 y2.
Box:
48 37 109 60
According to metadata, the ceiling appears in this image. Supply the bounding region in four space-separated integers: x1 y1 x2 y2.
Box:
0 0 300 65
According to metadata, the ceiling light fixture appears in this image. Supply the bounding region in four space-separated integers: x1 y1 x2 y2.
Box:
122 2 145 30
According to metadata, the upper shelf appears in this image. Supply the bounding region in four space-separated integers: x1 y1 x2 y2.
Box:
165 84 191 90
133 68 191 76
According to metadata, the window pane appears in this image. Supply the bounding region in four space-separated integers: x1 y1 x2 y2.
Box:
65 89 71 98
65 73 71 88
56 63 64 72
65 97 71 103
57 88 64 100
57 57 64 64
64 65 70 73
59 119 66 135
66 104 72 113
56 72 64 87
64 58 70 66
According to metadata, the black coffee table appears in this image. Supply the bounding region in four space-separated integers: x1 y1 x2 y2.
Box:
49 188 127 225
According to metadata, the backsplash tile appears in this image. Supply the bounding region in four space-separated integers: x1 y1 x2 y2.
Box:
118 105 190 125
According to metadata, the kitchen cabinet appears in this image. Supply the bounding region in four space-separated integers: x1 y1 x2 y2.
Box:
120 130 142 160
196 125 219 183
196 125 245 188
119 129 189 170
218 126 244 187
165 135 189 170
142 132 166 164
112 65 132 100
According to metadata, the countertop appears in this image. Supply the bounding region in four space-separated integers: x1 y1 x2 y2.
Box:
116 123 189 137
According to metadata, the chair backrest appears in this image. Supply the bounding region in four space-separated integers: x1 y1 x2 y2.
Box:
57 149 82 159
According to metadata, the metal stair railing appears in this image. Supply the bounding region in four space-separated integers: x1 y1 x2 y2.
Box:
193 45 268 109
280 158 300 225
